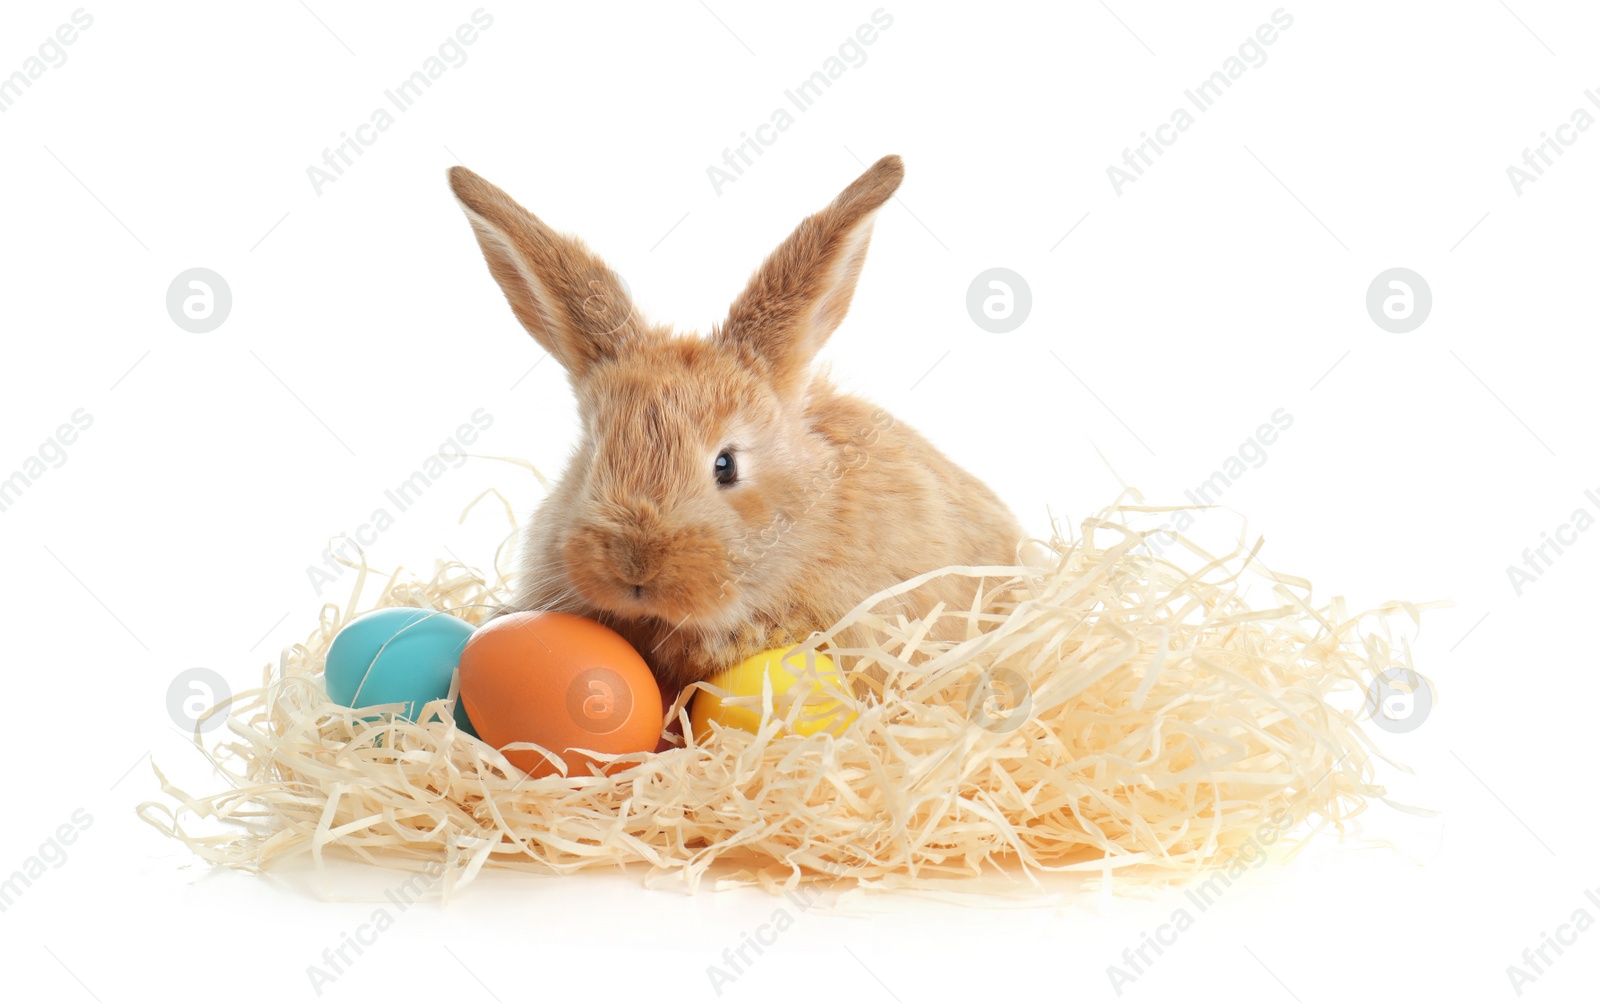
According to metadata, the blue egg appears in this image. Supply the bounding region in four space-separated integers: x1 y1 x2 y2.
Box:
324 608 477 735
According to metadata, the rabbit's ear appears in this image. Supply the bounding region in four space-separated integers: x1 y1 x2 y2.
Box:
449 166 638 378
718 155 904 396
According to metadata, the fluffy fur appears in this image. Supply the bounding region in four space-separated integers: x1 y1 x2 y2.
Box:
449 156 1024 693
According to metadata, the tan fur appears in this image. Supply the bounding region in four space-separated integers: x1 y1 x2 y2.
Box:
449 157 1025 697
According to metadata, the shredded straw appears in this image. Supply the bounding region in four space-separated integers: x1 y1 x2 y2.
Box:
140 491 1420 896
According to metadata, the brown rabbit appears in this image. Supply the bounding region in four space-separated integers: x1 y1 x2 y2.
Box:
449 156 1024 694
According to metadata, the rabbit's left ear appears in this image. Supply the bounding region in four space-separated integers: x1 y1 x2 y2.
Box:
717 155 903 397
449 166 638 380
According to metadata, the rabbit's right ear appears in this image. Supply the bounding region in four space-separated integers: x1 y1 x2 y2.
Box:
717 155 904 398
449 166 638 379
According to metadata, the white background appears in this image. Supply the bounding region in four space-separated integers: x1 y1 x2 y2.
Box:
1 1 1596 1000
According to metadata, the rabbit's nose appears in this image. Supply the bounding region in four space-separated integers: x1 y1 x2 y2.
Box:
617 566 656 588
610 544 659 587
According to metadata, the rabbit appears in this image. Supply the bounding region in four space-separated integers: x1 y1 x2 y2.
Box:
448 155 1025 694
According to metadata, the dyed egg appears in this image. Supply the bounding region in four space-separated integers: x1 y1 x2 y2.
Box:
458 611 663 778
323 607 477 734
689 647 856 741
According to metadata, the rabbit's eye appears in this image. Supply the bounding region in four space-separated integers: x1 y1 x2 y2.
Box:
714 450 738 486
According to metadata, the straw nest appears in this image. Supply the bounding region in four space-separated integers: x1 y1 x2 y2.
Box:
141 492 1420 896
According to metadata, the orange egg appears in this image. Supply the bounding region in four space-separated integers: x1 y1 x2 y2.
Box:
458 611 663 778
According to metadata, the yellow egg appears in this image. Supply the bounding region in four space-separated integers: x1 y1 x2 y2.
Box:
689 647 856 740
